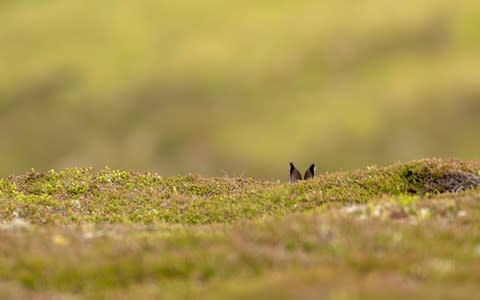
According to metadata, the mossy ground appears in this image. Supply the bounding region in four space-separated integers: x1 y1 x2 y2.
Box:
0 158 479 299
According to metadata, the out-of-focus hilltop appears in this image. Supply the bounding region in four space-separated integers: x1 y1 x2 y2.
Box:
1 1 479 178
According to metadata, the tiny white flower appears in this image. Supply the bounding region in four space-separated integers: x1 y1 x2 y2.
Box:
83 232 94 239
72 200 81 209
372 207 382 217
82 231 104 240
342 205 360 214
0 218 30 230
358 214 368 221
419 208 431 219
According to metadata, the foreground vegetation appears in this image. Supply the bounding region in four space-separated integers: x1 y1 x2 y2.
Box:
0 158 479 299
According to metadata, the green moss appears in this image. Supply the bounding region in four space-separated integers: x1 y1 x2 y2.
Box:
0 159 478 225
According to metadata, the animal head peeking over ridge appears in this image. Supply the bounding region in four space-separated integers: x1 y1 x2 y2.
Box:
289 162 315 183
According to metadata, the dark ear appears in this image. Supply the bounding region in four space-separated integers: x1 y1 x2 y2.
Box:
304 164 315 180
289 162 302 183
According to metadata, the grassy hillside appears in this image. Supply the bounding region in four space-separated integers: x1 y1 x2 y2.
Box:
1 1 480 177
0 158 479 299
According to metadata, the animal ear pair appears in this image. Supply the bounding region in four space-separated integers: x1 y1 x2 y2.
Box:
289 162 315 183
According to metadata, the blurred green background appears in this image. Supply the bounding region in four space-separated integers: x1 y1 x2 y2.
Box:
1 0 480 179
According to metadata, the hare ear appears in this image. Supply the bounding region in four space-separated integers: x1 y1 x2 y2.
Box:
304 164 315 180
289 162 302 183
